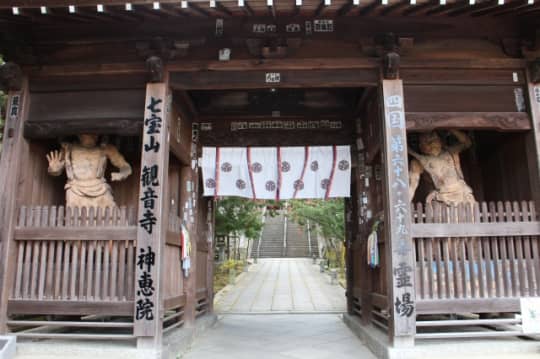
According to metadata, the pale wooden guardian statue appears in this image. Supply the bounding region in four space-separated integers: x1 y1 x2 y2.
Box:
46 134 132 208
408 130 475 206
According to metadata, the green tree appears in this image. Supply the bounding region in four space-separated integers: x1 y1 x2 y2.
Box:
215 197 264 259
288 199 345 268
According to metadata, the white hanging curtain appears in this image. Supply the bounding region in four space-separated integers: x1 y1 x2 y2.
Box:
201 145 351 200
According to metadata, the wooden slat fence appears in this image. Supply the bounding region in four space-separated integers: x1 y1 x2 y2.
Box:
11 206 137 303
411 201 540 309
163 214 185 308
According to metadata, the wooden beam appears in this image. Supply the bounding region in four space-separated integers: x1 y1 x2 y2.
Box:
411 222 540 238
26 58 526 80
24 119 142 138
381 79 416 346
401 68 526 85
416 298 519 314
405 112 531 131
164 295 186 310
14 227 137 241
8 300 133 315
170 69 379 89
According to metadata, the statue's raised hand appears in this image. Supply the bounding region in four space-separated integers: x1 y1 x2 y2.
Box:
46 150 65 175
111 170 130 182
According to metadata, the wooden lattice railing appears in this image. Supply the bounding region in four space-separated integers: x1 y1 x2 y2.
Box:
11 206 137 303
411 201 540 312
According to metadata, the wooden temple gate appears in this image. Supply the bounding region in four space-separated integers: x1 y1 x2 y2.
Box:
0 0 539 355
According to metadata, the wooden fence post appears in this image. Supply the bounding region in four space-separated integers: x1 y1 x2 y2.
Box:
380 79 416 347
134 81 170 351
0 78 29 333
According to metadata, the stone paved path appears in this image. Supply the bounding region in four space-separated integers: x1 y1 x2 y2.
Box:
215 258 346 313
180 314 377 359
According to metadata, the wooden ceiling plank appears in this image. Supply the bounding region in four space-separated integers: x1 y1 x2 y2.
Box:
402 0 438 15
379 0 409 16
358 1 380 16
215 2 234 17
133 4 166 19
0 1 206 9
511 4 540 15
267 4 276 19
492 1 538 16
242 1 255 16
314 0 327 16
470 1 515 15
447 0 497 16
185 3 211 17
106 5 146 21
425 0 468 16
158 3 188 17
9 7 60 24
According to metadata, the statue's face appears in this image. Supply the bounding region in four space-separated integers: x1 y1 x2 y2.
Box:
78 134 98 147
419 132 442 156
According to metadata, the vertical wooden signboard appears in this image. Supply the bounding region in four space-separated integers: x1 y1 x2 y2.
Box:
381 79 416 344
0 83 28 333
134 83 169 343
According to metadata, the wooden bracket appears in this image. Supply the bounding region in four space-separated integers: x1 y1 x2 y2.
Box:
528 58 540 84
145 56 164 83
136 37 203 61
0 62 22 92
383 52 400 80
245 38 302 59
359 33 414 58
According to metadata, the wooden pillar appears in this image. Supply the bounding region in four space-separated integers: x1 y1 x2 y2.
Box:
0 78 29 333
345 196 355 315
380 79 416 347
525 66 540 207
206 199 216 314
134 81 170 350
182 165 198 327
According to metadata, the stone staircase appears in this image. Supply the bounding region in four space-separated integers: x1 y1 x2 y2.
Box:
252 212 285 258
252 211 319 258
286 221 311 257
